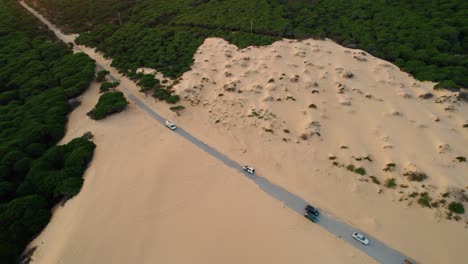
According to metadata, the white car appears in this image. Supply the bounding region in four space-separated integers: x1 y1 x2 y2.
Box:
165 120 177 130
352 232 369 245
242 165 255 174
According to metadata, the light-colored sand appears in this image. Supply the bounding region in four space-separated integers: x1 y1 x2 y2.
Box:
22 2 468 263
169 38 468 263
28 81 374 264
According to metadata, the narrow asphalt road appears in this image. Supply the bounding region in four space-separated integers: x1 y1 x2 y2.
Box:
21 2 416 263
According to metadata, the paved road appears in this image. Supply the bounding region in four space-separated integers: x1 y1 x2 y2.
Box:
129 94 415 264
21 2 416 263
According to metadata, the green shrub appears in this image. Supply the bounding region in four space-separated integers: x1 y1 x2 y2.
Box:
96 70 110 82
169 105 185 112
404 171 428 182
0 2 96 262
346 164 355 171
418 193 432 207
99 81 119 93
448 202 465 214
138 74 160 91
354 167 366 176
384 178 396 188
88 92 128 120
165 95 180 104
153 88 171 100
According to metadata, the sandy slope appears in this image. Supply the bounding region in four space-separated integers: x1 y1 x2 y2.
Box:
21 2 468 263
170 38 468 263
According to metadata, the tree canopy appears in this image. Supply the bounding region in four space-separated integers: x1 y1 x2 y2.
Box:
0 1 96 262
25 0 468 88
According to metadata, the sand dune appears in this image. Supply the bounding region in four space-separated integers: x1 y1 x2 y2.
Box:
170 38 468 263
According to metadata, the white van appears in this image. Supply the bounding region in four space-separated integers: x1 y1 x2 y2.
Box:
165 120 177 130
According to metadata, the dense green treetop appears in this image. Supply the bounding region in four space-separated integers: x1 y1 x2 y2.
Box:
26 0 468 88
0 1 96 262
88 91 128 120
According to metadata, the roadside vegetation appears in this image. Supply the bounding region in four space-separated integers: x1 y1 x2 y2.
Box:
26 0 468 88
88 92 128 120
0 1 95 262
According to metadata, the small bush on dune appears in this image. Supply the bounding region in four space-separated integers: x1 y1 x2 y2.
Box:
418 193 432 208
165 95 180 104
346 164 355 171
383 163 396 172
170 105 185 112
448 202 465 214
404 171 428 182
354 167 366 175
384 178 396 188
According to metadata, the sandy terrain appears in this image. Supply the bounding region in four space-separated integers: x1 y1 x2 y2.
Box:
21 2 468 263
169 38 468 264
28 81 374 264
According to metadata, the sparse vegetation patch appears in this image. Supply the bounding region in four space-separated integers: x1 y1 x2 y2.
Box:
370 176 381 185
404 171 428 182
384 178 396 188
383 163 396 172
418 193 432 208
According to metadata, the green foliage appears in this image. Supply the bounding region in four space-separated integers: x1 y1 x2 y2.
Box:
26 0 468 88
0 195 50 262
448 202 465 214
23 0 136 33
434 80 460 91
165 94 180 104
169 105 185 112
418 193 432 208
88 91 128 120
354 167 366 176
137 74 160 92
404 171 428 182
0 1 96 262
384 178 396 188
96 70 110 82
99 81 119 93
153 87 171 100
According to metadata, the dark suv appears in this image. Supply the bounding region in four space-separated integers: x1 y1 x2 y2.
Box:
305 205 319 217
304 211 318 223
